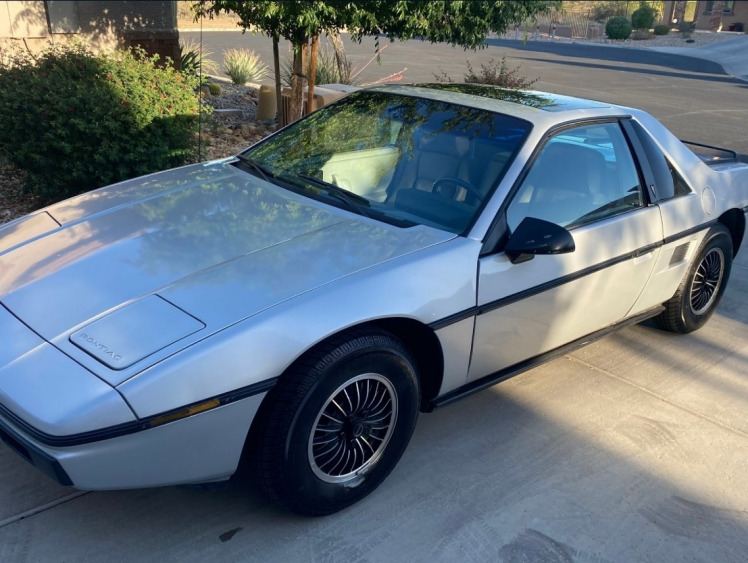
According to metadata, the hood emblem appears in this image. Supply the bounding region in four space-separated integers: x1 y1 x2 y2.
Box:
78 333 124 363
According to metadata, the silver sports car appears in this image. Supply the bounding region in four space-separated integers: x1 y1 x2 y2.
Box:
1 84 747 515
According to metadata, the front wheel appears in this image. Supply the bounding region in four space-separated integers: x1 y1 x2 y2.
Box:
249 329 420 516
655 224 733 334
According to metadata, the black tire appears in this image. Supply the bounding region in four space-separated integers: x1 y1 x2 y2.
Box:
655 224 732 334
248 328 420 516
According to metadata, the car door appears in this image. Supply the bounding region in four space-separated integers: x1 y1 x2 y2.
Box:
468 120 664 382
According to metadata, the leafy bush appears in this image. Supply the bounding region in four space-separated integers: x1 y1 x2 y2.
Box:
223 49 268 85
632 4 658 30
606 16 633 40
464 58 538 89
654 24 670 35
435 58 537 90
179 38 220 79
0 44 204 199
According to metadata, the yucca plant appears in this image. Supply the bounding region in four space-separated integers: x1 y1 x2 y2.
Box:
223 49 268 85
179 38 220 79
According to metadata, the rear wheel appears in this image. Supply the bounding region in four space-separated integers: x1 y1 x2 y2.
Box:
249 329 419 516
655 224 732 334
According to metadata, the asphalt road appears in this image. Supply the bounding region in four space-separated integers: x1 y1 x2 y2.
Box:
183 31 748 159
1 33 747 562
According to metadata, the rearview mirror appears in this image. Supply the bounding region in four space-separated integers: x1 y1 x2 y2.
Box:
505 217 575 264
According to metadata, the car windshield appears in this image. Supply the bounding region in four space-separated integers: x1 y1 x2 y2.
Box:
240 90 531 234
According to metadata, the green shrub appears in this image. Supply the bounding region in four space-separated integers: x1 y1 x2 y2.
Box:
434 58 537 89
223 49 268 85
0 44 204 199
654 24 670 35
463 58 538 89
632 4 658 30
207 82 222 96
606 16 633 39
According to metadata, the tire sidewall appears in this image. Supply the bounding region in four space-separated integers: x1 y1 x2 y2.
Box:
282 342 419 514
679 226 732 331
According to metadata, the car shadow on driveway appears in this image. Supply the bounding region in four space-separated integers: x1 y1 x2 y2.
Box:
1 340 747 561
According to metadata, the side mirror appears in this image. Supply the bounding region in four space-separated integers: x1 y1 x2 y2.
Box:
504 217 575 264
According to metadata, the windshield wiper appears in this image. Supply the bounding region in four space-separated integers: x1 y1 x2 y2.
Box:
296 173 374 219
235 154 275 182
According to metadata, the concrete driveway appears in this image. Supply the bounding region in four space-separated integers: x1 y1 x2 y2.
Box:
2 37 748 562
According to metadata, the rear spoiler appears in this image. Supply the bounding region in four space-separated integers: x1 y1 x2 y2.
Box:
681 140 738 164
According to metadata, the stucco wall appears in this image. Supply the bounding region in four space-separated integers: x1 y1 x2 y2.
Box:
1 1 179 64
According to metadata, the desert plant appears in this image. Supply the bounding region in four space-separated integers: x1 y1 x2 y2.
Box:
464 58 538 89
436 58 537 89
632 4 658 30
0 44 204 199
591 1 625 22
223 49 268 85
654 24 670 35
606 16 633 40
179 38 220 78
207 82 222 96
678 21 696 37
281 45 354 87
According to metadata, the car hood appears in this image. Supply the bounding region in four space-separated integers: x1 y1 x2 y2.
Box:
0 160 452 350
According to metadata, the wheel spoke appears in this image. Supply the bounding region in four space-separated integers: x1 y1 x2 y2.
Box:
321 411 344 425
313 432 340 448
315 424 343 434
343 388 354 413
360 436 376 454
331 399 347 417
318 440 346 470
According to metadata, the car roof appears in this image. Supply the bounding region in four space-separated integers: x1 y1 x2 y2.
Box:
371 84 631 127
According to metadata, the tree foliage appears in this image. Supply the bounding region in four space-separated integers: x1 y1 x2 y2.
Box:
194 1 557 123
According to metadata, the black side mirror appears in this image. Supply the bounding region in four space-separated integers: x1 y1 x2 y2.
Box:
505 217 575 264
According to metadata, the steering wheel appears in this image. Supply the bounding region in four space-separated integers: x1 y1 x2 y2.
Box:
432 177 483 203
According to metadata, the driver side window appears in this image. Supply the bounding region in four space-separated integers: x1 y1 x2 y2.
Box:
506 122 644 231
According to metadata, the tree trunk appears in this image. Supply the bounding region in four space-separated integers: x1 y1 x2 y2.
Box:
289 41 307 123
709 0 725 31
307 34 319 113
330 31 346 82
673 0 687 24
272 36 283 127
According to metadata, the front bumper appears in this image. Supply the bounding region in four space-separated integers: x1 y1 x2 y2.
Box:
0 419 72 485
0 393 265 489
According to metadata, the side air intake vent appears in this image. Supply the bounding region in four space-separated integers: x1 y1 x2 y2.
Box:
670 242 690 266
